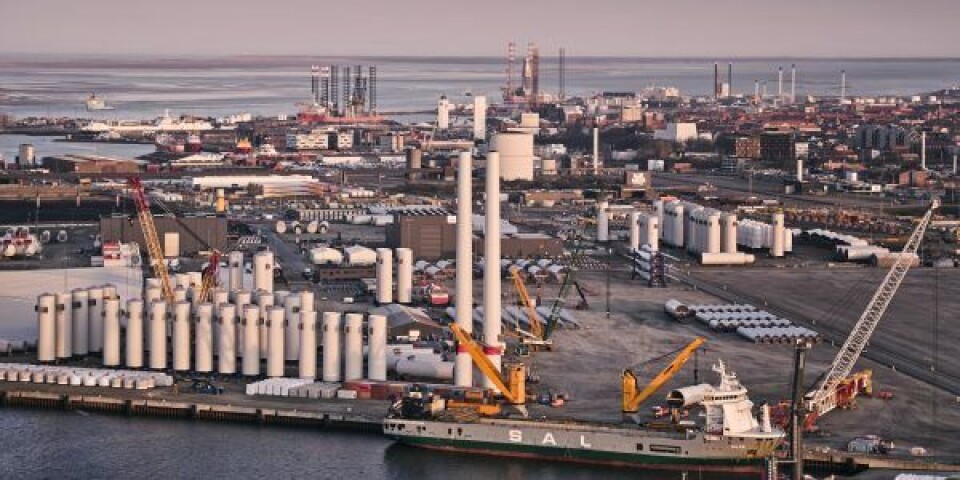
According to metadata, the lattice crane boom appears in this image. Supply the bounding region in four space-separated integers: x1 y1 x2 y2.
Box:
128 177 174 304
807 199 938 415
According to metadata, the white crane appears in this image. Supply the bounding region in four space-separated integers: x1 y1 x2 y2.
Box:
805 199 939 417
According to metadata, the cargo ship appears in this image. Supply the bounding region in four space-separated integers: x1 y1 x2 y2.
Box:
384 360 783 475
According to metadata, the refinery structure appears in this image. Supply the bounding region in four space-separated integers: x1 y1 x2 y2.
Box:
2 44 960 480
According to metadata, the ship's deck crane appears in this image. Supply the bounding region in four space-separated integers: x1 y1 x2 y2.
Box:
622 337 706 422
128 177 174 303
804 199 939 423
448 323 527 417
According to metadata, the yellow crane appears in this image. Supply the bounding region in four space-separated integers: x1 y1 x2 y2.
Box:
510 268 543 339
622 337 706 422
129 177 174 303
448 323 527 417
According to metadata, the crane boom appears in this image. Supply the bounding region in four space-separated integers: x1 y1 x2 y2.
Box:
448 323 525 406
623 337 706 414
544 241 584 340
806 199 938 415
128 178 174 303
510 268 542 338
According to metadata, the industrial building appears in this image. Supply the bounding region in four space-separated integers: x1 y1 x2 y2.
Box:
43 155 142 175
100 214 228 255
478 232 564 258
386 213 457 261
760 132 796 165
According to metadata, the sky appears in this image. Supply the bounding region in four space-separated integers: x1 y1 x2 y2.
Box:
2 0 959 57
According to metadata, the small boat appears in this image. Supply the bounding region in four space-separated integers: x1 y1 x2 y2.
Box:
85 93 115 111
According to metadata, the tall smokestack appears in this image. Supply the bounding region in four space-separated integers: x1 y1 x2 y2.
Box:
455 151 474 387
777 66 783 105
727 62 733 96
790 64 796 105
714 62 719 99
592 126 600 175
483 151 502 390
840 70 847 104
754 79 760 105
921 131 927 170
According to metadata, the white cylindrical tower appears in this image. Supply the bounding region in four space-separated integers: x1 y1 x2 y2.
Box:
321 312 341 382
174 287 188 303
253 251 274 293
36 293 56 363
234 290 252 355
721 214 738 254
148 301 167 370
596 201 609 242
483 151 503 389
671 202 685 247
143 287 161 350
195 303 214 373
796 159 804 182
771 212 786 257
175 273 190 290
87 287 104 353
473 95 487 140
256 292 274 360
707 213 722 254
592 127 600 174
242 305 260 376
437 95 450 130
298 310 317 380
188 272 203 290
395 248 413 304
218 303 237 374
172 301 191 372
228 251 244 291
629 211 640 251
102 297 121 367
376 248 393 304
645 215 660 252
344 313 364 381
266 306 285 378
283 294 301 362
126 299 144 368
212 288 229 347
367 314 387 381
71 289 90 356
300 290 315 313
455 150 474 387
55 292 73 359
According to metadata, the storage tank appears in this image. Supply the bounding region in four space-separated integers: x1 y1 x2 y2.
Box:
195 303 213 373
126 299 144 368
163 232 180 258
283 294 301 362
491 132 534 181
71 289 90 356
87 287 105 353
396 358 454 380
36 293 56 362
102 298 121 367
275 220 287 234
148 301 167 370
253 251 275 293
266 306 285 378
771 213 785 257
217 304 237 375
306 221 319 234
172 301 191 372
256 292 274 360
344 245 376 266
309 247 343 265
298 310 317 379
406 147 423 170
322 312 341 382
228 251 244 291
395 248 413 304
376 248 393 304
344 313 364 381
241 305 260 376
596 201 609 242
367 314 387 381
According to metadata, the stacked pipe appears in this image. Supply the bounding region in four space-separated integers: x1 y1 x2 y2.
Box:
631 245 667 286
667 300 819 344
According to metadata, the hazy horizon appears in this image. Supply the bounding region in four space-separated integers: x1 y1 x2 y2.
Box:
3 0 959 58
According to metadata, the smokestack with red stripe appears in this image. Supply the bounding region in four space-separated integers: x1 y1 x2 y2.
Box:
455 151 474 387
483 151 502 390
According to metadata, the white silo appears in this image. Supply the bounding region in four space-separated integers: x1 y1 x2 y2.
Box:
71 289 90 356
36 293 56 363
195 303 214 373
188 271 203 289
395 248 413 304
455 150 474 388
172 301 191 372
266 306 285 378
473 95 487 140
256 292 274 360
596 200 609 242
344 313 364 381
437 95 450 130
175 273 191 290
274 289 291 308
322 312 341 382
212 288 229 346
234 290 252 355
102 297 120 367
376 248 393 304
771 213 785 257
228 251 244 291
629 211 641 250
87 287 104 353
241 305 260 376
299 310 317 380
217 304 237 375
721 214 738 254
483 151 503 389
148 301 167 370
174 287 188 303
367 314 387 381
253 251 275 293
126 299 144 368
653 200 665 236
668 202 684 247
707 212 722 254
283 294 301 362
491 132 534 181
643 214 660 252
102 284 117 303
